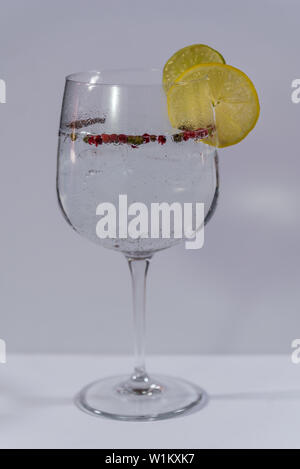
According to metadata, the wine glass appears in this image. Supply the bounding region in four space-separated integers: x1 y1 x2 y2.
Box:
57 69 219 421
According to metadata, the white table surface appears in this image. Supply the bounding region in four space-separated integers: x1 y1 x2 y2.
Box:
0 354 299 449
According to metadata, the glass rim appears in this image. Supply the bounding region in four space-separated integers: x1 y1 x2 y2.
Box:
66 68 162 87
65 68 209 88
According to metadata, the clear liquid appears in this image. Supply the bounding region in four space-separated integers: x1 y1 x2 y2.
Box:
57 131 218 257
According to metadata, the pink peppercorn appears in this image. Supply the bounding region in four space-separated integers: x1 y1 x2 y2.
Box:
158 135 166 145
102 134 111 144
143 133 150 143
197 129 208 138
95 135 102 146
118 134 127 144
110 134 118 143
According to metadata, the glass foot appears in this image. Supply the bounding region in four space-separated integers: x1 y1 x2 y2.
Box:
75 374 208 421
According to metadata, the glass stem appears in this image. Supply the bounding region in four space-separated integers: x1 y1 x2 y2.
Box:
128 257 151 385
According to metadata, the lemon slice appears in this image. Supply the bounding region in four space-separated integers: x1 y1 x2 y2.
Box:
163 44 225 92
167 63 260 147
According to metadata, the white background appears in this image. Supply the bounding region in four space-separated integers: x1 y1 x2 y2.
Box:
0 0 299 354
1 354 299 449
